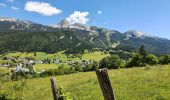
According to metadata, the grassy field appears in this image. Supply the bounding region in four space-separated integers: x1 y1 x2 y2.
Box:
34 64 58 72
82 51 109 61
5 51 109 61
34 63 69 72
1 65 170 100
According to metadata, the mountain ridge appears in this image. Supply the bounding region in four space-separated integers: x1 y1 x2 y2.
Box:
0 17 170 54
0 17 167 39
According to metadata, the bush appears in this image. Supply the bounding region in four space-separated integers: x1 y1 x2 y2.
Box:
44 65 76 76
11 72 33 81
159 55 170 64
127 54 145 68
63 67 71 74
99 55 125 69
57 86 72 100
55 69 65 75
74 64 83 72
45 69 56 76
146 54 158 65
109 50 133 61
83 61 99 71
68 67 75 73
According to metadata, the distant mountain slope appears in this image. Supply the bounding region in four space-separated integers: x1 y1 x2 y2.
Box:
0 17 170 54
119 30 170 54
0 17 56 32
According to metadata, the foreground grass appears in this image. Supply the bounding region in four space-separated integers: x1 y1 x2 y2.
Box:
1 65 170 100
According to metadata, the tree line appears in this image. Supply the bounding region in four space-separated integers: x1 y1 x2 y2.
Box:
99 45 170 69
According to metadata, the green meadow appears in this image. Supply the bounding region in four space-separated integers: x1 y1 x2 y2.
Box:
1 65 170 100
34 63 69 72
5 51 109 61
3 51 109 72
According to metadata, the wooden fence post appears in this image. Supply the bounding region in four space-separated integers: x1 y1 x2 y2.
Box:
50 78 58 100
96 68 116 100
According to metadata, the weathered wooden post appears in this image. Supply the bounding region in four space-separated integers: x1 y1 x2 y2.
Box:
96 68 116 100
50 78 58 100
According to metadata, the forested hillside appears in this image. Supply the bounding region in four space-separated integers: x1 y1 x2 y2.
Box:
1 17 170 54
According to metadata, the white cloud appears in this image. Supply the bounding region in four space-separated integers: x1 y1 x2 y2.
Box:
25 1 62 16
66 11 89 24
97 10 102 15
11 6 19 10
0 3 7 7
6 0 14 3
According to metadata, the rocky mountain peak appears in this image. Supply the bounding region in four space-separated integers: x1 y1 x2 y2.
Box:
58 19 70 28
52 19 90 30
0 17 16 22
125 30 145 37
123 30 156 39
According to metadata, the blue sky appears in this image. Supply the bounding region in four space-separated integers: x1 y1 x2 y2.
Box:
0 0 170 39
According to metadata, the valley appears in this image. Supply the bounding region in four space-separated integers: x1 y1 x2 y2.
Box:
1 17 170 100
1 0 170 99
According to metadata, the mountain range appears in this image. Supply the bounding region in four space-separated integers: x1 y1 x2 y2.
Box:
0 17 170 54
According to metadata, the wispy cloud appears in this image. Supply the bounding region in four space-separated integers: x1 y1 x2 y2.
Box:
97 10 102 15
0 3 7 8
66 11 90 24
25 1 62 16
11 6 19 10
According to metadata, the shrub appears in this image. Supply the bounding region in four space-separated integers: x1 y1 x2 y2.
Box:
55 69 65 75
89 61 99 71
57 86 72 100
126 54 144 67
159 55 170 64
44 68 64 76
11 72 33 81
109 50 133 61
63 67 72 74
69 67 75 73
45 69 56 76
99 55 125 69
83 61 99 71
74 64 83 72
146 54 158 65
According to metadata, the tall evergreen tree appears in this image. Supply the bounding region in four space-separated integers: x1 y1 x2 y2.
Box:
139 45 147 59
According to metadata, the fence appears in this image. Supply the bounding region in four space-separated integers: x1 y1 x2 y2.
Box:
50 68 115 100
50 68 170 100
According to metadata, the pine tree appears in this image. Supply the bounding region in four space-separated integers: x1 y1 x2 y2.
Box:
139 45 147 59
